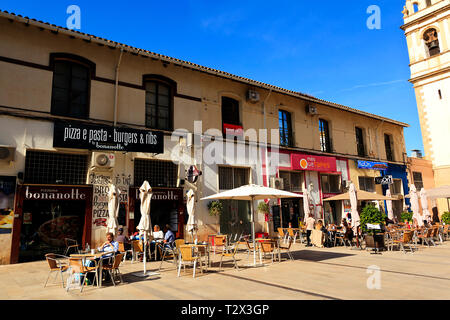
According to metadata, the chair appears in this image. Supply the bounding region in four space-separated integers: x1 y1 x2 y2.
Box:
277 228 288 244
443 225 449 241
158 241 178 272
219 243 240 271
279 238 294 261
177 245 203 278
102 253 125 286
118 242 133 262
212 235 228 256
44 253 69 288
393 231 415 254
287 228 299 244
131 240 144 262
64 238 80 256
259 241 277 264
418 228 433 247
334 230 350 247
430 226 439 246
66 258 99 292
244 239 257 261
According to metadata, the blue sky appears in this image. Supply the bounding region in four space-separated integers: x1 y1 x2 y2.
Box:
1 0 423 156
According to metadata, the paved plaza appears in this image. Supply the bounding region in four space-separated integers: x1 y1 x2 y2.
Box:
1 242 449 300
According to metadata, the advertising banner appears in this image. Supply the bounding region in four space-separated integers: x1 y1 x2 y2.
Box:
53 121 164 153
291 153 337 172
357 160 388 170
0 176 16 234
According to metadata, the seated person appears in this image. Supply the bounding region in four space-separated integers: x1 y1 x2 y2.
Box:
162 224 175 249
97 232 119 258
152 225 164 240
116 227 130 250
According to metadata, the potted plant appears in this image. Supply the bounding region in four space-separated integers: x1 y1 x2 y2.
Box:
257 201 270 215
207 200 223 217
360 204 385 249
400 211 413 223
441 212 450 224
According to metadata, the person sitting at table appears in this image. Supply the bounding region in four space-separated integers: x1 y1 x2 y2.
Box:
305 214 315 247
98 232 119 257
341 219 354 244
116 227 130 250
316 220 331 247
150 225 165 260
163 224 175 248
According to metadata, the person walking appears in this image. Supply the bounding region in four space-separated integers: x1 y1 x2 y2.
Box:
305 214 315 247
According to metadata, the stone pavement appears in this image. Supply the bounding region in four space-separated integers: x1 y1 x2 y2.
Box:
1 241 449 300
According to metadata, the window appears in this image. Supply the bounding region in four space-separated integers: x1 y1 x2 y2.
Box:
355 127 366 157
384 134 394 161
51 57 91 119
145 81 172 131
24 151 88 185
279 110 293 147
358 177 375 192
426 0 432 7
222 97 240 126
413 172 424 190
321 174 342 193
424 28 440 57
391 179 403 195
438 89 442 99
319 119 332 153
413 2 419 12
219 167 249 190
134 159 178 188
279 171 303 192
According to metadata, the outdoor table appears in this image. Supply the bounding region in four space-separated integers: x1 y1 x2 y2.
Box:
70 251 112 287
150 239 164 261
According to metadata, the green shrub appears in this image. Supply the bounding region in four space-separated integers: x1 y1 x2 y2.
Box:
257 201 270 214
442 212 450 224
360 204 385 235
400 211 413 223
207 200 223 216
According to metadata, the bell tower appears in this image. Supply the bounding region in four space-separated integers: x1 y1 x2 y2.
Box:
401 0 450 214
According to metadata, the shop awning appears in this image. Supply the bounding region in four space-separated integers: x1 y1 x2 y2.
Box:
323 189 396 201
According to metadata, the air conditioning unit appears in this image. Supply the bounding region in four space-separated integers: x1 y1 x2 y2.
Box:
270 177 284 190
0 146 15 162
91 152 115 169
305 105 318 115
246 90 260 103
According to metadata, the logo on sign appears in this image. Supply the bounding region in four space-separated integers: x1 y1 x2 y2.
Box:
299 159 308 169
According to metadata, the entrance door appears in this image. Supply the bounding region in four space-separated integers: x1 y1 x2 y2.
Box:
219 200 251 237
19 200 86 262
281 198 301 228
133 200 178 234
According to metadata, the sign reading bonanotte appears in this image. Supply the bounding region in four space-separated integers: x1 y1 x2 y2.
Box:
53 121 164 153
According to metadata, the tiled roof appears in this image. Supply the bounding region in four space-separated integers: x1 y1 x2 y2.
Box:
0 10 409 127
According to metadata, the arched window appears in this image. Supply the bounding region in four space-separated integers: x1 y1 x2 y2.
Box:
50 54 94 119
144 76 174 131
423 28 440 57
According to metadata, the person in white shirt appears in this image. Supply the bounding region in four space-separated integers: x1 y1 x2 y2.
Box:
152 225 164 240
305 214 315 247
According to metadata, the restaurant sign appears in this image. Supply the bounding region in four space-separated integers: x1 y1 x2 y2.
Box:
291 153 337 172
357 160 388 170
53 121 164 153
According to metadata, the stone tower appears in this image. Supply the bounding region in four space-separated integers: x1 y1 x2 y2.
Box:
401 0 450 214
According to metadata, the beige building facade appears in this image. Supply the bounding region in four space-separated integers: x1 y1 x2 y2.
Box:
0 11 409 264
402 0 450 215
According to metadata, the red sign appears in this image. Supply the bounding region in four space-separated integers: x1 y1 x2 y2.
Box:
223 123 243 137
291 153 337 172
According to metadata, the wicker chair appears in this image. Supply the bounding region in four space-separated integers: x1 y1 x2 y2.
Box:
287 228 299 244
118 242 133 262
158 241 178 272
417 228 433 247
219 243 240 271
66 258 99 292
64 238 80 256
393 231 415 254
259 241 277 264
279 238 294 261
102 253 125 286
44 253 69 288
177 245 203 278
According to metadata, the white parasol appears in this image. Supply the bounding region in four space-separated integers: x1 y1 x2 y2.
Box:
420 188 431 224
107 184 121 236
201 184 303 267
303 184 311 223
386 189 394 221
410 184 423 227
136 181 153 276
349 183 360 232
186 189 197 242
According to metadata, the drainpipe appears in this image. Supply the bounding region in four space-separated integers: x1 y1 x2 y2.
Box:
114 48 124 126
262 89 272 187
